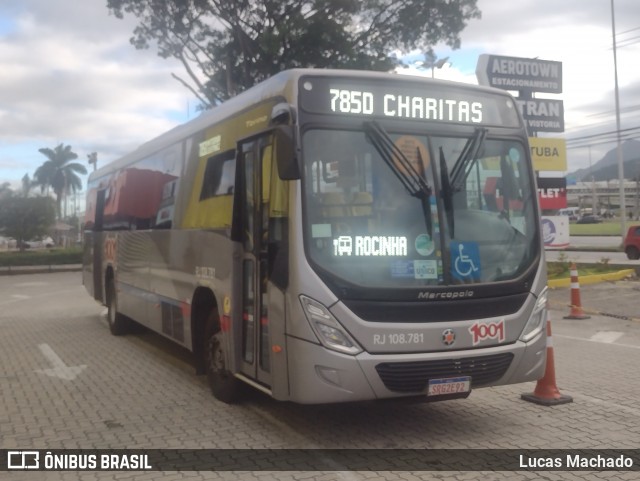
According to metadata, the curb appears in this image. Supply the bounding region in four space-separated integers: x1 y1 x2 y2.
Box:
0 264 82 276
547 269 636 289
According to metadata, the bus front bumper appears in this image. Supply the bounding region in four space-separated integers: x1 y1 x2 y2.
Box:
285 329 546 404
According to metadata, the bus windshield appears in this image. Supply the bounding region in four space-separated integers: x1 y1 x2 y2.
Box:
302 127 538 290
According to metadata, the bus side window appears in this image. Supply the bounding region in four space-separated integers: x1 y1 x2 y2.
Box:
94 188 106 232
200 149 236 200
154 179 177 229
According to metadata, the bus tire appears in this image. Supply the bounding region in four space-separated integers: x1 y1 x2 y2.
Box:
106 281 129 336
205 312 240 403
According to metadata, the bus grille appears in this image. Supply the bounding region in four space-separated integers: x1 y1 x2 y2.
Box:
375 353 514 393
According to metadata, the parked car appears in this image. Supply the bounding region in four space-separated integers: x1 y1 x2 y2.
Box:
576 215 603 224
624 225 640 260
558 207 580 221
20 236 55 248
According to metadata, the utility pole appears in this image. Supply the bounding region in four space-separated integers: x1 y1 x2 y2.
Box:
611 0 626 235
635 176 639 221
589 146 597 214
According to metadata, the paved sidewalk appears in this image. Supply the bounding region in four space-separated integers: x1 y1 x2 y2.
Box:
2 272 640 481
548 276 640 322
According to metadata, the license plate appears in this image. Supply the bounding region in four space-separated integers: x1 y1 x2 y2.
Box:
427 376 471 396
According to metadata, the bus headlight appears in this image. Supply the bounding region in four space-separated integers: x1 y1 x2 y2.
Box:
519 288 548 342
300 295 363 355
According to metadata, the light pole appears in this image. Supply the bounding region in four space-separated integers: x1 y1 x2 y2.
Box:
420 52 450 78
432 58 449 78
611 0 626 235
87 152 98 172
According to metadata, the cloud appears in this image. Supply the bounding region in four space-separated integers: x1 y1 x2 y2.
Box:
455 0 640 171
0 0 194 185
0 0 639 184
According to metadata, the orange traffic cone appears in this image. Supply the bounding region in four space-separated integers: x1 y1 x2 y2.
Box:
563 263 590 320
521 314 573 406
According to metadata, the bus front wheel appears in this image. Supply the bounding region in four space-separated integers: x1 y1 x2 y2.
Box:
205 313 240 403
106 281 129 336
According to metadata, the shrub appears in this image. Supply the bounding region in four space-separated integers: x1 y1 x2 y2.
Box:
0 247 82 267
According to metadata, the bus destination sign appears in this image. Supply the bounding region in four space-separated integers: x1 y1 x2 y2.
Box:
328 88 483 123
299 76 522 128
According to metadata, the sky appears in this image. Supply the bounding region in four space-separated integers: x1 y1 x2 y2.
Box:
1 0 639 194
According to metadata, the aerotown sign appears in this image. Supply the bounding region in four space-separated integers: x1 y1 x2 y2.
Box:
476 53 566 172
476 55 563 94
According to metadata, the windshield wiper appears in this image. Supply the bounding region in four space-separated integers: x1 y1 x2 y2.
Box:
439 128 487 238
363 121 433 237
439 147 454 238
499 154 521 223
450 128 487 190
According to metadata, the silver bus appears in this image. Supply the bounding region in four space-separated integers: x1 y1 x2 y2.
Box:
83 69 548 404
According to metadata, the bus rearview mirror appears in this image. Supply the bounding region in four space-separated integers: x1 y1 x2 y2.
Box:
274 126 299 180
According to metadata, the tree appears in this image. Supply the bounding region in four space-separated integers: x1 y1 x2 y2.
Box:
107 0 480 106
0 181 11 200
0 195 56 252
33 143 87 219
21 173 35 197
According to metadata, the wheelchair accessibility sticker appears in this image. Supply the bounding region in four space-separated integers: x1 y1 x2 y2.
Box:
450 242 481 281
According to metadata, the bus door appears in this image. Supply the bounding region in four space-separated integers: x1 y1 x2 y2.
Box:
236 135 273 386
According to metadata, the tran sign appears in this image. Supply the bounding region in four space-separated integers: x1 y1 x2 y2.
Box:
516 98 564 133
476 55 563 94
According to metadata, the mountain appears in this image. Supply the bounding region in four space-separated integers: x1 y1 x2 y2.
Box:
569 139 640 181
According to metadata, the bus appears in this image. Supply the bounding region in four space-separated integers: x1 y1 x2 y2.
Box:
83 69 548 404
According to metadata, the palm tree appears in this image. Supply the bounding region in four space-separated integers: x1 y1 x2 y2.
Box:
34 144 87 219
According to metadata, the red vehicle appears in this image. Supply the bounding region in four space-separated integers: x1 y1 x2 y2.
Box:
624 225 640 260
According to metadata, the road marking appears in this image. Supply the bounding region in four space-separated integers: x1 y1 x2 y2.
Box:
589 331 624 343
10 294 30 300
556 334 640 350
35 343 87 381
0 287 87 307
564 391 640 418
14 282 48 287
0 298 28 307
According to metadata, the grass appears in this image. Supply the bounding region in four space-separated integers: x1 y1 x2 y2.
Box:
570 221 640 236
547 262 624 280
546 245 630 280
0 247 83 267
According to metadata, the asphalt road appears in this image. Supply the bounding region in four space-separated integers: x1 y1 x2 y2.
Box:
568 235 622 248
546 235 637 265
